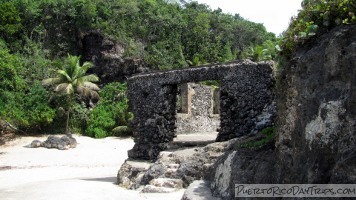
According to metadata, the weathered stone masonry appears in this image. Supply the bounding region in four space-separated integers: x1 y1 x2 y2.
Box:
175 83 220 134
127 60 275 160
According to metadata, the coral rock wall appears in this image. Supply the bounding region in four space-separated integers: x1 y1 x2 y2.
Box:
127 60 275 160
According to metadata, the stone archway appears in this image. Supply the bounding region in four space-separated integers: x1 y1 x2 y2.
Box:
127 60 275 160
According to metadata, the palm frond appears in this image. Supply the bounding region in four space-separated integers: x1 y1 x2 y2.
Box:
76 86 99 99
42 77 62 86
65 84 74 95
72 79 78 86
55 83 74 95
80 61 94 73
82 74 99 82
72 64 81 80
90 90 99 99
66 54 81 77
76 86 85 96
75 68 86 80
57 70 72 82
67 54 79 69
83 82 100 91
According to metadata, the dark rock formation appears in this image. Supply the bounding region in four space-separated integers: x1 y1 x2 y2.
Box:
206 136 277 199
276 24 356 184
207 25 356 199
117 141 229 190
81 31 149 84
127 60 275 160
29 135 77 150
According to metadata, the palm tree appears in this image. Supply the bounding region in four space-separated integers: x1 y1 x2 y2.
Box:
42 54 99 134
243 45 272 62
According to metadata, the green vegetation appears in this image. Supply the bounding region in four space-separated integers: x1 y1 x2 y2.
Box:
0 44 55 132
0 2 22 43
0 0 276 137
42 55 99 134
280 0 355 59
2 0 353 138
236 127 276 149
243 40 279 61
0 0 276 64
86 82 133 138
112 126 132 137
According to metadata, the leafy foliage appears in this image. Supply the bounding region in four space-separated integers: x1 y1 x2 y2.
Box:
0 47 26 125
242 40 279 61
85 103 116 138
86 82 133 138
0 48 55 131
280 0 355 58
21 81 56 130
69 101 91 134
2 0 275 68
0 49 26 91
0 2 22 42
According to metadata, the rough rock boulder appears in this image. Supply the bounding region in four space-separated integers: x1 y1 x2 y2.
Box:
30 135 77 150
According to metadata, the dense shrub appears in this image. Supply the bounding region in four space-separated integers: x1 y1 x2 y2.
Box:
86 82 133 138
0 2 22 43
112 126 132 137
0 47 26 92
69 101 90 134
280 0 355 59
0 47 55 131
85 103 117 138
21 81 56 131
0 47 26 126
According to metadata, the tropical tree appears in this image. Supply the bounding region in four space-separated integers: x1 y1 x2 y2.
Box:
42 54 99 134
242 39 279 62
242 45 267 61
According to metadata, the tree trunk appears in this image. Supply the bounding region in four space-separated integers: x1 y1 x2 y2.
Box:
65 109 70 135
65 95 73 136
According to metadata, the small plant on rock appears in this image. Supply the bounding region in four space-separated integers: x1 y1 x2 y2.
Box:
236 127 276 149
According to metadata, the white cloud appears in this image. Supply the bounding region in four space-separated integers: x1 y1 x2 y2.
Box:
196 0 302 35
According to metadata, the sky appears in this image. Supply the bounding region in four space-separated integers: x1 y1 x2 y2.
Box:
196 0 302 35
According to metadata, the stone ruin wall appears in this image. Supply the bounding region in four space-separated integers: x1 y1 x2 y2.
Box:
127 60 275 160
175 83 220 134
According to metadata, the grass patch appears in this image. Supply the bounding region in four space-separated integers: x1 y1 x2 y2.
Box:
237 127 275 149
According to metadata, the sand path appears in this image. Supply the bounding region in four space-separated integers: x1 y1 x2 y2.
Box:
0 135 184 200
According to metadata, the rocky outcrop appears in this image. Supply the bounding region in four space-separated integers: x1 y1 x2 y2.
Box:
29 135 77 150
81 31 149 84
182 180 221 200
207 25 356 199
117 141 229 192
276 24 356 184
206 135 277 199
